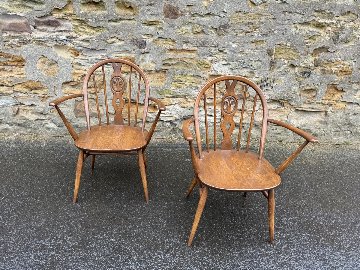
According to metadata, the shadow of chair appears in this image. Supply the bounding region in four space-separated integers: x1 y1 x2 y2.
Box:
183 75 318 246
50 58 165 203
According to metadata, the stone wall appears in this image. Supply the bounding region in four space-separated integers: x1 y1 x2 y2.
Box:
0 0 359 144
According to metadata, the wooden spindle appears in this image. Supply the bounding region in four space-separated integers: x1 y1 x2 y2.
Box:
204 93 209 152
92 73 101 125
128 66 132 126
102 65 109 125
213 83 217 151
237 85 247 150
246 94 258 152
135 74 140 126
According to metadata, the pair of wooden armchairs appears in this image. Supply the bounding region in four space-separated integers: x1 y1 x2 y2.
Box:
50 58 317 246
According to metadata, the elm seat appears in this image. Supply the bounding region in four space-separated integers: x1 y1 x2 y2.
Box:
198 150 281 191
75 125 148 152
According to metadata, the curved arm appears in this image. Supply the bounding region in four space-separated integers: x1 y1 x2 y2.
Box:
268 119 318 142
268 118 318 174
182 117 200 173
145 96 166 145
49 93 83 106
148 96 166 112
49 94 83 141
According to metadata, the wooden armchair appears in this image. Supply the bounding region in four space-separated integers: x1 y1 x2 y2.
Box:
183 75 318 246
50 58 165 203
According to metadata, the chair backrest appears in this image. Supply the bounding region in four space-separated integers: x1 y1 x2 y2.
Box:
194 75 269 159
82 58 150 131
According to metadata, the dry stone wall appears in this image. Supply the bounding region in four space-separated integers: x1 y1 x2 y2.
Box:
0 0 359 144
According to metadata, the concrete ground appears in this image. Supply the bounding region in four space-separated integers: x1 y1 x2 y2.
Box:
0 139 359 269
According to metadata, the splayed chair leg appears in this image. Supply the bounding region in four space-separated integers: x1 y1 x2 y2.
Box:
91 155 96 174
142 149 147 169
188 185 208 246
138 149 149 203
73 150 84 203
268 189 275 243
186 177 198 198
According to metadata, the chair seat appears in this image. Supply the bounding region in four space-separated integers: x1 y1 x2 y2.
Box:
198 150 281 191
75 125 148 152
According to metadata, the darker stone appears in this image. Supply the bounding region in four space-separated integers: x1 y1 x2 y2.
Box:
332 28 353 44
249 0 267 5
163 4 181 19
300 70 311 78
216 24 229 36
34 17 62 28
132 38 146 49
0 14 31 33
312 46 330 57
74 100 85 117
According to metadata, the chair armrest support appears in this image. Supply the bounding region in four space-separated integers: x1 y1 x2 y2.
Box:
268 118 318 143
49 94 83 141
182 117 194 142
182 117 200 173
148 96 166 111
49 93 83 106
268 118 318 174
144 97 166 145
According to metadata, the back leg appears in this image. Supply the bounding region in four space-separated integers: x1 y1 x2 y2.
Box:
91 155 96 174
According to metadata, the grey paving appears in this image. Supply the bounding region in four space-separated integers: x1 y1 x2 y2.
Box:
0 140 359 269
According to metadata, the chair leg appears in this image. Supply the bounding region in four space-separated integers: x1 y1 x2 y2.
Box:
268 189 275 243
91 155 96 175
242 191 248 207
188 186 208 246
142 149 147 169
73 150 84 203
186 176 198 198
138 149 149 203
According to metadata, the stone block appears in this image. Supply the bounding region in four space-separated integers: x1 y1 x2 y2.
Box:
0 14 31 33
153 38 176 49
13 81 47 95
323 84 344 101
0 96 18 107
147 72 167 87
164 4 181 19
171 75 202 88
274 45 300 61
34 17 62 28
317 60 353 77
36 56 60 77
115 0 138 16
80 0 107 13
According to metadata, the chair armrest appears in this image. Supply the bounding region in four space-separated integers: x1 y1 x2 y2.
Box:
49 94 83 141
49 93 83 106
144 97 165 146
268 118 318 143
148 96 166 111
268 118 318 174
182 117 195 142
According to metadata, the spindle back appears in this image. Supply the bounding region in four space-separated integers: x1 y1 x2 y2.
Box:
82 59 150 131
194 76 269 159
